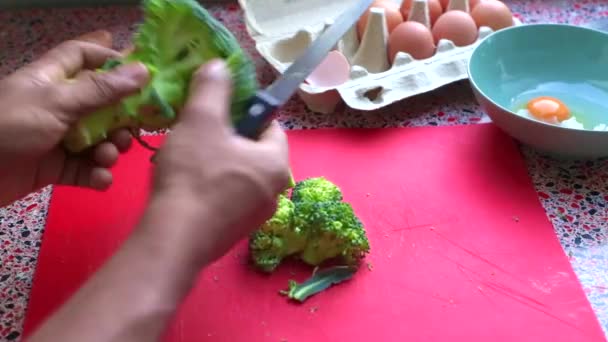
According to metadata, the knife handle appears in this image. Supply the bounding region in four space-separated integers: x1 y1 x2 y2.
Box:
235 90 280 140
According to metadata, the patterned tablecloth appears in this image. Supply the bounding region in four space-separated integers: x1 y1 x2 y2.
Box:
1 0 607 340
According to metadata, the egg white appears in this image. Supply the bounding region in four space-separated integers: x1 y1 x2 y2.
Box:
514 108 608 131
593 124 608 132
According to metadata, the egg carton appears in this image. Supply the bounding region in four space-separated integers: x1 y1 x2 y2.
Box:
238 0 522 113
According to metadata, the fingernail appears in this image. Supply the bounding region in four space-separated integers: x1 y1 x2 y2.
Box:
116 62 149 83
203 59 227 80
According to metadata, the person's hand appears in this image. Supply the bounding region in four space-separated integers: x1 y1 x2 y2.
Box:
0 30 149 207
19 58 290 342
143 59 291 267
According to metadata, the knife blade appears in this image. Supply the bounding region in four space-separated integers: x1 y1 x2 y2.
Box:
235 0 375 139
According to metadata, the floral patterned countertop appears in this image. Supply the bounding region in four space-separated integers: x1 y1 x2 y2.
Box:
1 1 607 340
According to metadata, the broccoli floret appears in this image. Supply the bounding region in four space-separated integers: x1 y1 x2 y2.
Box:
249 194 307 272
295 201 370 266
291 177 343 203
248 177 370 273
62 0 258 153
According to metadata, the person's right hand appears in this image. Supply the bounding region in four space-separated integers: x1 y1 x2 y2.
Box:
143 59 291 267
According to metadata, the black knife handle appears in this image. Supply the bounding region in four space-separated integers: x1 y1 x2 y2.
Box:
235 90 280 140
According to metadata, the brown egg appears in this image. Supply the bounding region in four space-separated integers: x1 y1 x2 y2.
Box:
432 10 478 46
388 21 436 62
440 0 480 10
400 0 443 26
358 0 404 38
471 0 514 31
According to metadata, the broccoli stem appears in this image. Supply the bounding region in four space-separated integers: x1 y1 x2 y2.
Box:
287 171 296 189
62 106 135 153
280 266 357 302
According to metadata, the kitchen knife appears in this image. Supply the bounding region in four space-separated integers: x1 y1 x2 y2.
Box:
235 0 375 139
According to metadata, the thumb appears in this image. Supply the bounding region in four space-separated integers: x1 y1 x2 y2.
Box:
56 62 150 117
178 59 232 134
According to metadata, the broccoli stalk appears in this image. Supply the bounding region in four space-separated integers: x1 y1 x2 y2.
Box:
280 266 357 302
62 0 258 153
249 177 371 273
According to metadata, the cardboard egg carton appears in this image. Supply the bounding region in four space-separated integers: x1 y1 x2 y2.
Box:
238 0 521 113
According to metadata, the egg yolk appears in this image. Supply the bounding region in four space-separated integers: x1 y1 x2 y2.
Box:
526 96 571 123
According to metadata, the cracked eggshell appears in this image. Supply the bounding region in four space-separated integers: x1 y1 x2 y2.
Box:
306 50 351 87
297 88 344 114
238 0 522 113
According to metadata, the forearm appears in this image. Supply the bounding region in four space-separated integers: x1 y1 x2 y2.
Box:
27 195 214 342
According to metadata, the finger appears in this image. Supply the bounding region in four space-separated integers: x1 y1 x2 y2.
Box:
89 168 113 190
120 44 135 55
59 157 113 190
109 129 133 152
180 59 232 132
28 40 122 80
55 62 149 116
58 154 90 187
92 141 119 168
74 30 113 48
71 165 113 190
258 121 291 188
73 69 96 82
258 120 288 151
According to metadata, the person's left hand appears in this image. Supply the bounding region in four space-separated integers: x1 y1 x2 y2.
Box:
0 30 149 207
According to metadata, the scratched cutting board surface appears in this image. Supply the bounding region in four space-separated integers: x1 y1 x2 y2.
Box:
22 124 607 341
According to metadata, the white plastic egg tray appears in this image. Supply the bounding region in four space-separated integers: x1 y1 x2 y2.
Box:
238 0 522 113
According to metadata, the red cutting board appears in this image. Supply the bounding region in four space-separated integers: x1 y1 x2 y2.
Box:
22 124 607 341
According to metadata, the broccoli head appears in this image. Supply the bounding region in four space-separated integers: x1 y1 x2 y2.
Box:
62 0 258 153
248 177 370 272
